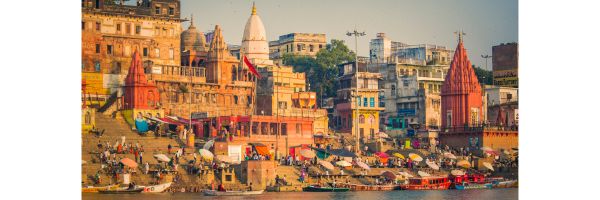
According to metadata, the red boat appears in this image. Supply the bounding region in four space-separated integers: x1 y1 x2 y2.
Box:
400 176 451 190
449 174 486 189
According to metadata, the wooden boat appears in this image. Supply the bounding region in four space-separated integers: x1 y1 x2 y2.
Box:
494 180 518 188
203 190 264 196
338 183 400 191
141 182 173 193
454 182 492 190
81 184 119 193
98 188 144 194
302 185 350 192
400 176 451 190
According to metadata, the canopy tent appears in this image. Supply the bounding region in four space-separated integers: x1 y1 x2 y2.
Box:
409 153 423 162
355 161 370 170
426 161 440 170
248 143 270 156
443 152 457 159
135 118 149 133
120 158 138 168
398 171 414 178
311 147 357 159
393 153 405 159
374 152 389 158
335 160 352 167
299 149 316 158
318 160 334 171
154 154 170 162
198 149 214 160
457 160 471 168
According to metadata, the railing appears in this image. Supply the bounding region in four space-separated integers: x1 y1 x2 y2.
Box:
441 124 518 133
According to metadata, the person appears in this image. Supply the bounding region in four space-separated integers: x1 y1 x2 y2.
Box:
282 175 287 185
139 152 143 164
340 169 344 176
168 144 172 154
249 182 253 191
145 162 149 174
217 183 226 192
134 150 139 163
275 175 280 185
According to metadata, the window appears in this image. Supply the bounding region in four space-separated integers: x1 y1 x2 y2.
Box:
309 44 314 52
370 97 375 107
359 115 365 124
116 23 121 32
363 97 368 107
94 61 101 72
95 22 100 31
169 48 174 60
107 45 112 55
168 7 174 15
155 7 161 14
446 110 452 127
126 23 131 34
234 96 238 104
95 44 100 53
319 44 323 49
82 21 85 30
357 97 361 106
111 62 121 74
391 85 396 96
297 44 301 51
135 25 141 35
155 48 160 58
143 48 148 57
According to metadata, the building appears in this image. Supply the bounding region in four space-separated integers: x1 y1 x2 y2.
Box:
240 3 273 66
122 50 163 122
382 63 448 137
81 0 183 104
439 34 518 151
369 33 406 63
485 86 518 126
492 43 518 88
269 33 327 65
369 32 453 65
333 61 384 142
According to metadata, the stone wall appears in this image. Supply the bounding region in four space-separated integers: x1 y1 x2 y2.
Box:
240 160 277 190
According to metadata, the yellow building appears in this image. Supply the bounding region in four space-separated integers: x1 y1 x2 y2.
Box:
269 33 327 65
334 62 384 141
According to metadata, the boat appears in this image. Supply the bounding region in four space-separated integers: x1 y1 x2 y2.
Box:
141 182 173 193
337 183 400 191
98 188 144 194
81 184 119 193
302 185 350 192
454 182 493 190
494 180 518 188
203 190 264 196
400 176 451 190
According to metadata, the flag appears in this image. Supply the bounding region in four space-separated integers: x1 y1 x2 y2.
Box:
243 56 261 78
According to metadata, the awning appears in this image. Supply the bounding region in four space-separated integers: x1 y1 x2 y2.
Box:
255 146 270 156
310 147 357 158
249 142 267 147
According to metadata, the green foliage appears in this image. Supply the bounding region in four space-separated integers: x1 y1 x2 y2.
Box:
473 65 493 85
283 39 356 98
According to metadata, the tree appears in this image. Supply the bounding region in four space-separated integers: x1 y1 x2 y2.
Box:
283 39 355 98
473 65 493 85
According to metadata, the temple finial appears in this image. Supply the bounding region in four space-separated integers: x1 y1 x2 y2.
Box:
251 2 257 15
454 30 466 43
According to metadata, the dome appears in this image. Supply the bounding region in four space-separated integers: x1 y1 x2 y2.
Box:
241 3 269 61
181 15 207 52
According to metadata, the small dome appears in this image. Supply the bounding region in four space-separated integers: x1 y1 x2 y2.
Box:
181 15 207 52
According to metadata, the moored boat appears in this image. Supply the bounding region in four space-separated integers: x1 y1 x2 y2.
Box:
98 188 144 194
337 183 400 191
454 182 492 190
302 185 350 192
81 184 119 193
494 180 518 188
203 190 264 196
400 176 451 190
141 182 173 193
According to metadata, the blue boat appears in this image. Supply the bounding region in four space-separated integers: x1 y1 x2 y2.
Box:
454 182 493 190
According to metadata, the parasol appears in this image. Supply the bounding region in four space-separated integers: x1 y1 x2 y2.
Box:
418 171 431 177
335 160 352 167
299 149 316 158
443 152 457 159
426 161 440 170
355 161 371 170
374 152 389 158
216 155 235 163
203 140 214 150
318 160 334 171
409 153 423 162
154 154 171 162
377 132 390 138
393 153 405 159
451 169 465 176
82 160 87 165
198 149 214 160
457 160 471 168
120 158 138 168
398 171 414 178
381 171 397 179
481 146 493 152
482 162 494 171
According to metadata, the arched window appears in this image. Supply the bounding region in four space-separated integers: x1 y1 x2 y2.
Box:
85 111 91 124
359 115 365 124
391 85 396 96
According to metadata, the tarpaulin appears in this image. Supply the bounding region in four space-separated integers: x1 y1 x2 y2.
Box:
255 146 270 156
135 119 148 133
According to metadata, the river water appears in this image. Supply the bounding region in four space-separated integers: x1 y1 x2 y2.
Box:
83 188 517 200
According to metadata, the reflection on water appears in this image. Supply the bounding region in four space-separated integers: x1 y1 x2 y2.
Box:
83 188 517 200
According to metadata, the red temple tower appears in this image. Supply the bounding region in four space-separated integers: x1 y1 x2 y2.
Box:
123 51 160 110
441 32 484 128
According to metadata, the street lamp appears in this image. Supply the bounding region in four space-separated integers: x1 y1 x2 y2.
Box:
481 54 491 71
347 29 366 154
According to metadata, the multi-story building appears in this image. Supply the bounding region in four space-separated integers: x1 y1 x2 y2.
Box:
81 0 183 103
485 86 518 126
369 33 407 63
333 61 384 142
269 33 326 65
382 63 448 137
369 32 453 66
492 43 518 88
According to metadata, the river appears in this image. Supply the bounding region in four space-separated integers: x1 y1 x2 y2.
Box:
83 188 517 200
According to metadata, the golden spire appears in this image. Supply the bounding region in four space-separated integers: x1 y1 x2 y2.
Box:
189 14 195 28
251 2 256 15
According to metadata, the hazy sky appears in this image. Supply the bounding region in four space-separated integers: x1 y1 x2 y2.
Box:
180 0 518 70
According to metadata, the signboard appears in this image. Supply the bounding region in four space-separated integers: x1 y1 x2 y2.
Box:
493 69 518 87
191 112 208 119
82 72 109 95
398 109 416 116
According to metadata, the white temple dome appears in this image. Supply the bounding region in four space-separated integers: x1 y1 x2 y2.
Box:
241 3 270 62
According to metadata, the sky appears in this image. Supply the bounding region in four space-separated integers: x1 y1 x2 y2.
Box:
180 0 518 70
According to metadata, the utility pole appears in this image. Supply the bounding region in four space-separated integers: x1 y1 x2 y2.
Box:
481 54 491 71
347 29 365 154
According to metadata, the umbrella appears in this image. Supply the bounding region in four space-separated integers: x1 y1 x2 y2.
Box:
482 162 494 171
120 158 138 168
216 155 234 163
409 153 423 162
198 149 214 160
457 160 471 168
503 150 511 155
418 171 431 177
443 152 457 159
381 171 397 179
154 154 171 162
393 153 405 159
82 160 87 165
318 160 334 171
203 140 214 150
374 152 389 158
335 160 352 167
426 161 440 170
299 149 316 158
355 161 370 170
377 132 390 138
451 169 465 176
486 150 500 156
481 146 493 152
398 171 414 178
